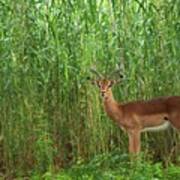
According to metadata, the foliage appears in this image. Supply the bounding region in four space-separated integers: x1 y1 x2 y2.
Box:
0 0 179 177
31 152 180 180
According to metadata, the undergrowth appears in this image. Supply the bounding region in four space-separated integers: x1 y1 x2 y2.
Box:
0 0 179 177
29 152 180 180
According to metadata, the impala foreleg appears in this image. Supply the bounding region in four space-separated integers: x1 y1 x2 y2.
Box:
128 130 141 154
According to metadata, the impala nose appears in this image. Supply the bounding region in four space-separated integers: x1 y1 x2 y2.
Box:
101 90 106 97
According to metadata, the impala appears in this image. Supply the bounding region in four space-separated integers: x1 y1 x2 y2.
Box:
90 68 180 154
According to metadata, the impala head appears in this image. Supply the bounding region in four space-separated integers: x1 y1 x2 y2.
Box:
90 68 123 99
92 79 117 98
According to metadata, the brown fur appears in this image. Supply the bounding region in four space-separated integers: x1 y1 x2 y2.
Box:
121 96 180 129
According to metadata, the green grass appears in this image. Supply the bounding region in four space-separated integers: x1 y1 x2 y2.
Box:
0 0 179 178
26 152 180 180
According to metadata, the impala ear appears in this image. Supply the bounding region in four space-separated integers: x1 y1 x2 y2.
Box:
87 77 97 85
109 80 116 87
90 80 99 86
91 80 97 85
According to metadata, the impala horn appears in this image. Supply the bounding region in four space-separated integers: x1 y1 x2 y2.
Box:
108 63 124 79
90 68 103 79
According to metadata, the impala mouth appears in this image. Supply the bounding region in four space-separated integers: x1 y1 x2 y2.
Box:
101 92 105 97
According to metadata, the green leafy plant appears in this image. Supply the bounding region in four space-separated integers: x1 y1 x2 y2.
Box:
0 0 179 177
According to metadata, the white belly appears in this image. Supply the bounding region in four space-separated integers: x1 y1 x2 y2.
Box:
142 121 170 132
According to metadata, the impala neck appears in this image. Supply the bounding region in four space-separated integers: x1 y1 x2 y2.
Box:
103 89 115 102
103 89 123 124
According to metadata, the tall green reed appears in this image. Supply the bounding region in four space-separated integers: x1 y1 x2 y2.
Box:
0 0 179 175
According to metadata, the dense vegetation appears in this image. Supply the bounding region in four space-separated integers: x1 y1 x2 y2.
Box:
30 152 180 180
0 0 179 178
